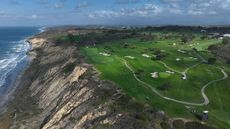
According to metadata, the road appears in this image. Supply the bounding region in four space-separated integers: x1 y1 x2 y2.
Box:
122 59 228 106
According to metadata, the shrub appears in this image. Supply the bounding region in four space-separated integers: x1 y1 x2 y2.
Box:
200 35 208 40
181 34 194 43
208 58 217 64
222 37 230 45
62 63 76 74
123 43 130 48
161 122 171 129
227 60 230 64
134 69 145 77
154 52 168 60
173 120 186 129
67 34 75 44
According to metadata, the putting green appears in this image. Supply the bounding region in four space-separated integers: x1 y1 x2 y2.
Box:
159 72 171 78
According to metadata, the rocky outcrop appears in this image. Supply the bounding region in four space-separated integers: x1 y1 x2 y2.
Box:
68 66 87 83
28 38 46 49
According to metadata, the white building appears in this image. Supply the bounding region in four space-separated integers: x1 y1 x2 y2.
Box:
223 34 230 37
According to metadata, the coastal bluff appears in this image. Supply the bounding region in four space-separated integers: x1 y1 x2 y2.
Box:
0 27 217 129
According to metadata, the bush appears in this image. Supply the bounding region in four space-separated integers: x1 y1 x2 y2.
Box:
62 63 76 73
134 69 145 77
123 43 130 48
173 120 186 129
154 53 168 60
161 122 171 129
222 37 230 45
67 34 75 44
201 35 208 40
227 60 230 64
208 58 217 64
181 34 194 43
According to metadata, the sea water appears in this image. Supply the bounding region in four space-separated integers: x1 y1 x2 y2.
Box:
0 27 40 92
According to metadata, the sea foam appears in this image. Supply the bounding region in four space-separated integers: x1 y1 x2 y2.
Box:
0 40 29 87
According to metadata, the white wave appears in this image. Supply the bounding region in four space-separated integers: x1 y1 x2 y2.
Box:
39 27 46 33
11 40 30 53
0 39 30 87
0 56 18 70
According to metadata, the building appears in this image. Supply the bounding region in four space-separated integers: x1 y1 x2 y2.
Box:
223 34 230 37
202 110 209 121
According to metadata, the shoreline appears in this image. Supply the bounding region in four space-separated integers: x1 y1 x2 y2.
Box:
0 32 40 110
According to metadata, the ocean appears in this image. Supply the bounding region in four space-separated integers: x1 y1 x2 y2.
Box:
0 27 40 93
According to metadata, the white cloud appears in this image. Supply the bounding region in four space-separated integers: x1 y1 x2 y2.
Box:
88 10 120 18
53 3 65 9
0 11 8 17
30 14 42 19
188 10 204 15
168 8 183 14
88 3 165 18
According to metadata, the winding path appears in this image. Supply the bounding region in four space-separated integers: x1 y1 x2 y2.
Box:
121 58 228 106
159 61 199 79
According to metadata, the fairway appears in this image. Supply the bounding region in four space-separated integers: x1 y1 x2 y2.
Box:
80 31 230 129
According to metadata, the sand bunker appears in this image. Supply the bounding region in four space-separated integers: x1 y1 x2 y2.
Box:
182 75 187 80
189 57 198 60
176 58 181 61
142 54 151 58
99 52 110 56
125 56 135 59
177 49 186 53
166 71 175 74
151 72 159 78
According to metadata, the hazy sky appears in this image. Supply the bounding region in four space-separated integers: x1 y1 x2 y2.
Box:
1 0 230 26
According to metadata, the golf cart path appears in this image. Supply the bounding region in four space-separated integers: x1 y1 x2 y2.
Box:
122 59 228 106
159 61 199 79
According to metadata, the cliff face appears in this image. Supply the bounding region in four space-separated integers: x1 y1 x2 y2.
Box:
1 36 165 129
0 29 217 129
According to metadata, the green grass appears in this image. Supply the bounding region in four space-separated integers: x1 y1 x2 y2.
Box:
80 32 230 129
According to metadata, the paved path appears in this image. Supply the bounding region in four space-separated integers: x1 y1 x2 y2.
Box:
159 61 199 79
201 67 228 105
121 58 228 106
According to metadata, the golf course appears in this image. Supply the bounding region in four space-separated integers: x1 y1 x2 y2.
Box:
59 27 230 129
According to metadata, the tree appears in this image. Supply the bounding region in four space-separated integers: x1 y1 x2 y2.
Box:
227 60 230 64
192 48 198 52
208 58 217 64
123 43 129 48
222 37 230 45
200 35 208 40
67 34 75 44
181 34 194 43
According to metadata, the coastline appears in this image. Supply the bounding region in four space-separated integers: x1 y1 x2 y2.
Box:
0 27 219 129
0 31 41 109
